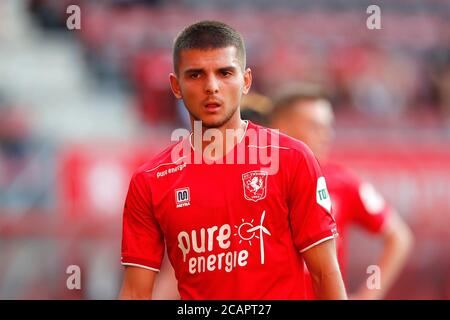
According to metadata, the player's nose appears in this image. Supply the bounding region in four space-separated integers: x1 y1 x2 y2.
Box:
204 75 219 94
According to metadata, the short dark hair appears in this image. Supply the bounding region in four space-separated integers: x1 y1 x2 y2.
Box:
173 20 246 74
271 83 329 120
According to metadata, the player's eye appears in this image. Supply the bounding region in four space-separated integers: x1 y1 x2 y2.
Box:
189 73 200 79
221 70 232 77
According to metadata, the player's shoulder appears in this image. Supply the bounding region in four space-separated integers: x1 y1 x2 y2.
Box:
132 140 186 179
248 121 315 160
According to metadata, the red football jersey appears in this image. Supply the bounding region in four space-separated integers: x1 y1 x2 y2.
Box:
121 121 337 299
304 162 392 298
323 163 391 271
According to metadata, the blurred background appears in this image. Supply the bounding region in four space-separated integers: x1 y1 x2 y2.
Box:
0 0 449 299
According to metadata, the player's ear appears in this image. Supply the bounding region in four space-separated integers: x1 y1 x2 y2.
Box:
242 67 252 95
169 73 182 99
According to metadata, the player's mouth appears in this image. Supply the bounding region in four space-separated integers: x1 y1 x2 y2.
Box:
204 101 222 112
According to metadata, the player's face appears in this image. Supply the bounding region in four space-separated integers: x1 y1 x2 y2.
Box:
170 46 252 128
286 99 334 161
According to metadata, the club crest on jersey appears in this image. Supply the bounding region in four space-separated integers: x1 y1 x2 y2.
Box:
242 171 268 202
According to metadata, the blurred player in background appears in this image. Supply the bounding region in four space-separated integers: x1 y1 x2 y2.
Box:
119 21 347 300
239 92 273 126
269 83 414 299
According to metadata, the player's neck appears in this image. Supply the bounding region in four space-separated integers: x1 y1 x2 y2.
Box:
190 116 247 161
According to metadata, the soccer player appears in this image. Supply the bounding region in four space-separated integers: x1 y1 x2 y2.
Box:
119 21 347 300
269 83 413 299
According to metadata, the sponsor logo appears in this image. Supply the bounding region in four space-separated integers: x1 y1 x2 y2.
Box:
175 187 190 208
156 162 187 179
316 176 332 213
233 211 271 264
177 211 270 274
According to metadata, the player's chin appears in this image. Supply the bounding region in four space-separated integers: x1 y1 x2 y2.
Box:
199 114 228 128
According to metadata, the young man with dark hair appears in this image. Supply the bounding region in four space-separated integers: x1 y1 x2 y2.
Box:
270 83 413 299
119 21 347 300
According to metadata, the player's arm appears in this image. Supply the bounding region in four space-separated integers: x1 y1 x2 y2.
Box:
353 211 413 300
119 266 157 299
120 171 165 300
151 256 181 299
303 238 348 300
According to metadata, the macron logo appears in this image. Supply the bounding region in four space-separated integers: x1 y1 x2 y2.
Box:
175 187 190 208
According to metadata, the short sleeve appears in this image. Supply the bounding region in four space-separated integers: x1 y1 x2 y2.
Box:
288 146 338 253
351 181 391 233
121 171 165 272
